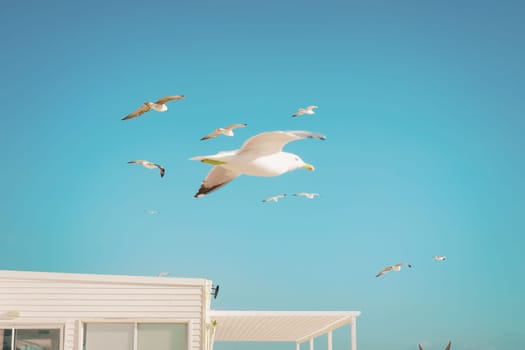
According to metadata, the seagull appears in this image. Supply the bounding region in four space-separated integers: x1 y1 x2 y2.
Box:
122 95 184 120
158 272 170 277
127 160 165 177
201 123 248 141
418 341 451 350
433 255 447 261
262 194 287 202
293 192 320 199
191 130 325 198
376 262 412 277
292 105 318 118
144 210 160 215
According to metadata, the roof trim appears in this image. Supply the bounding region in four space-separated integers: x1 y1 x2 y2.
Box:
210 310 361 317
0 270 209 287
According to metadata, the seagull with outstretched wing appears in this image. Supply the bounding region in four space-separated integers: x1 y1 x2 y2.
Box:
191 130 326 198
262 194 287 202
376 262 412 277
127 160 165 177
122 95 184 120
292 105 318 118
201 123 248 140
293 192 320 199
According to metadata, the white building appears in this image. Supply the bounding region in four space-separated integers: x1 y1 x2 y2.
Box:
0 270 360 350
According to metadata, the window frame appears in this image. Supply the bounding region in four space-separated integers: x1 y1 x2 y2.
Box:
0 324 64 350
80 319 192 350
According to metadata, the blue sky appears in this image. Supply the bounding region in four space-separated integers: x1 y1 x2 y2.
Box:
1 0 524 349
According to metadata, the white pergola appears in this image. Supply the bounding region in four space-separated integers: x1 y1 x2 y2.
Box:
208 311 361 350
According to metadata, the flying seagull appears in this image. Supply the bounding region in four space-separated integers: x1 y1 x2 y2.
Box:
122 95 185 120
418 341 451 350
433 255 447 261
262 194 287 202
376 262 412 277
191 130 325 198
292 105 318 118
201 123 248 141
127 160 165 177
293 192 320 199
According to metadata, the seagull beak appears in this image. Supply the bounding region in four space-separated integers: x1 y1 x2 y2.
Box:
303 163 315 171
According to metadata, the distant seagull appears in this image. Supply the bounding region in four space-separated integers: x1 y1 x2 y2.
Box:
145 210 160 215
292 105 318 118
376 262 412 277
293 192 320 199
418 341 451 350
122 95 185 120
158 272 170 277
127 160 165 177
201 123 248 141
262 194 287 202
433 255 447 261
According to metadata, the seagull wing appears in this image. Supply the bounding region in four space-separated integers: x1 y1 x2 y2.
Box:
306 105 319 111
292 109 305 118
418 345 424 350
127 160 146 165
293 192 307 197
376 266 392 277
239 130 325 156
154 164 165 177
201 129 221 141
194 166 240 198
122 104 151 120
225 123 248 130
444 341 451 350
155 95 185 104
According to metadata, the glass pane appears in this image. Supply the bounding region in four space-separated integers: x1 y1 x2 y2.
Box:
15 329 60 350
137 323 187 350
85 324 133 350
1 329 12 350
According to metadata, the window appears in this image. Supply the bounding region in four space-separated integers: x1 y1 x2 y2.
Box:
0 328 60 350
84 324 133 350
84 323 188 350
137 324 187 350
1 329 12 350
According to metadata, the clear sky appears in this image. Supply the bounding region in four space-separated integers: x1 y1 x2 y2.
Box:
1 0 524 349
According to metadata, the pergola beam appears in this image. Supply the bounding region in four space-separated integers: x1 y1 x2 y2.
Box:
296 317 353 343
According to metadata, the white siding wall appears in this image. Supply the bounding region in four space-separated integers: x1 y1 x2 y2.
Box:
0 271 209 350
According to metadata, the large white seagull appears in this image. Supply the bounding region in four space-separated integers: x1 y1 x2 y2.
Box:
191 130 325 198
